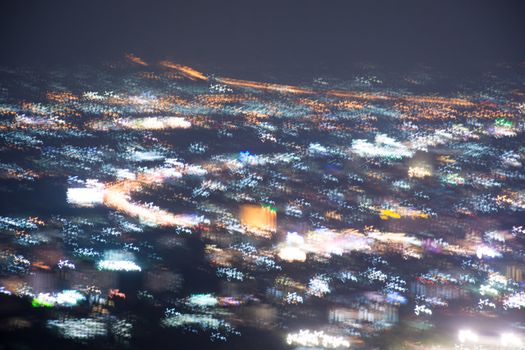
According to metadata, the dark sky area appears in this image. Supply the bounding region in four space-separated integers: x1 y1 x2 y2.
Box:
1 0 525 73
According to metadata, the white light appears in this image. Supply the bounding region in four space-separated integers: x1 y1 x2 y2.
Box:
67 187 104 207
501 332 522 347
35 290 85 307
278 246 306 262
476 245 501 259
130 151 164 162
308 143 329 156
187 294 218 307
458 329 478 343
55 290 85 306
307 276 331 297
352 134 413 159
504 292 525 309
286 231 304 245
47 318 107 339
115 169 136 180
414 304 432 316
286 329 350 348
97 260 141 272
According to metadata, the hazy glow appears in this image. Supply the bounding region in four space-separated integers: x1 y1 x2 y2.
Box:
501 332 522 347
67 187 104 207
458 329 478 343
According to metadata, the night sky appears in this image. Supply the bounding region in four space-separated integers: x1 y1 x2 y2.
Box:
1 0 525 72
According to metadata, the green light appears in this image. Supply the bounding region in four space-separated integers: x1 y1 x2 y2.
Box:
32 298 53 308
495 118 513 127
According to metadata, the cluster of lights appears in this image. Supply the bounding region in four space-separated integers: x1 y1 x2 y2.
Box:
97 259 141 272
2 59 525 348
47 318 108 339
32 290 85 308
286 330 350 348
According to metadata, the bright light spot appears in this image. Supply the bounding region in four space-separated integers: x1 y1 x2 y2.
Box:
286 329 350 348
97 260 141 272
414 304 432 316
286 231 304 245
278 246 307 262
187 294 218 308
458 329 479 343
501 332 522 347
97 251 142 272
476 245 501 259
56 290 85 306
352 134 413 159
67 187 104 207
119 116 191 130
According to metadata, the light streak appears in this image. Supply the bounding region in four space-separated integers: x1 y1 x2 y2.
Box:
159 60 209 81
103 167 202 227
216 77 314 94
125 53 148 66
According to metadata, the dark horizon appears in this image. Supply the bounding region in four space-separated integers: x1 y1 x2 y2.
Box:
1 0 525 73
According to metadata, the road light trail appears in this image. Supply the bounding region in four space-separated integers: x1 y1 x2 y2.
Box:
159 60 209 81
103 170 200 227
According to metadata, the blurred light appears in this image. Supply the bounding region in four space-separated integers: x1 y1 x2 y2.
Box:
458 329 478 343
501 332 522 347
67 187 104 207
286 329 350 348
97 260 141 272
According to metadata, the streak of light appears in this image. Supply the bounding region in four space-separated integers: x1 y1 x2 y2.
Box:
216 77 314 94
159 60 209 81
125 53 148 66
103 168 201 227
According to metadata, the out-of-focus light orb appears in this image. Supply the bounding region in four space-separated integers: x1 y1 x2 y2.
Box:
278 246 307 262
286 231 304 245
458 329 478 343
67 187 104 207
